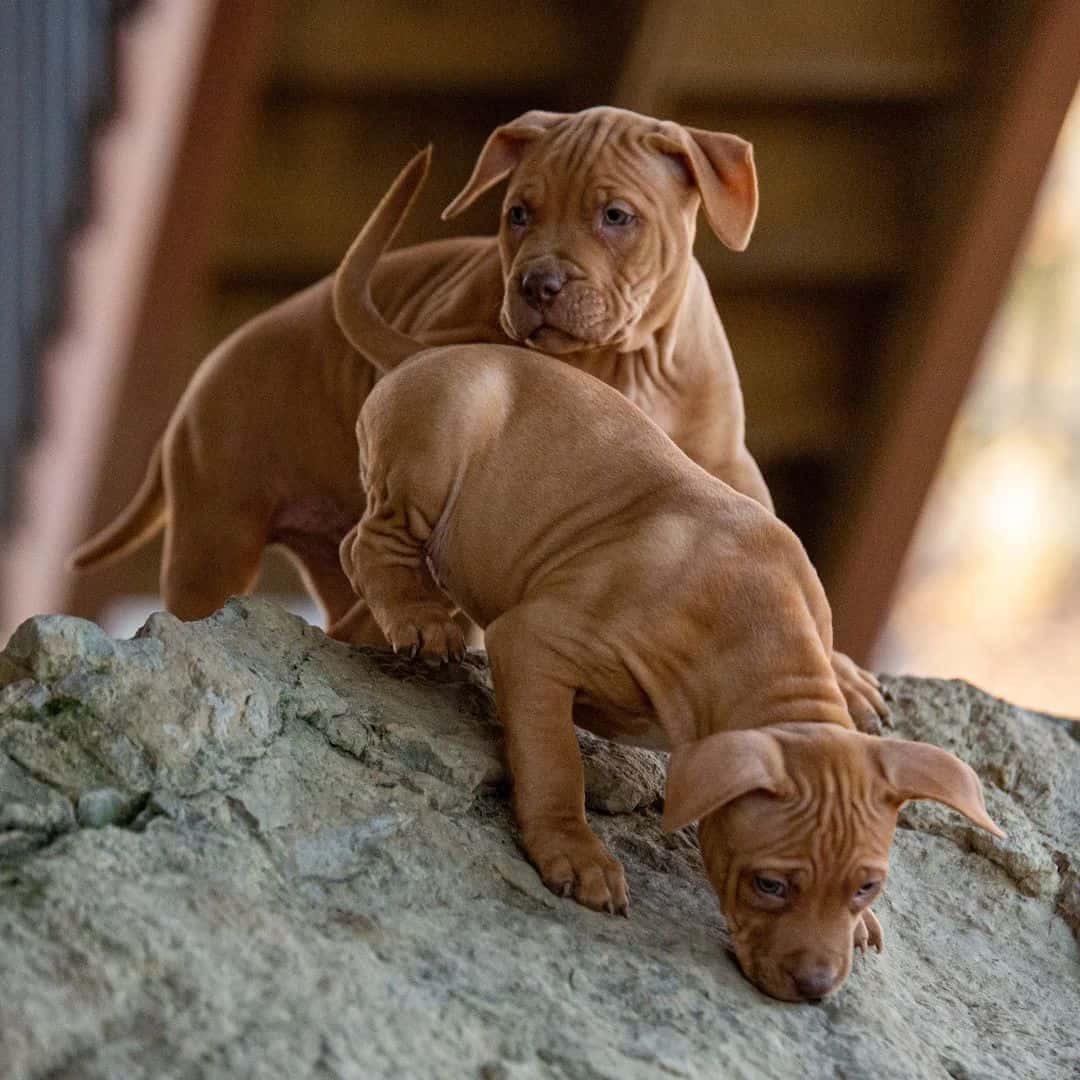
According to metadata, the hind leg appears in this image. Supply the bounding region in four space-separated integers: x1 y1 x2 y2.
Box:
278 532 389 648
330 590 478 652
160 510 266 621
302 560 359 629
307 564 388 648
156 422 273 621
340 509 464 664
458 613 484 651
326 524 472 651
327 595 389 648
293 539 389 649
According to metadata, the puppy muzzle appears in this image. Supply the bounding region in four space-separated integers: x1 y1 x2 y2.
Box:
502 266 636 353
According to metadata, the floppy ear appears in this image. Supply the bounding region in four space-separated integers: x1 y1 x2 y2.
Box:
646 125 758 251
874 739 1005 838
663 729 787 832
442 110 564 220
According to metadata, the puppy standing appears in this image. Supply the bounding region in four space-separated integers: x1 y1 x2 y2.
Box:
332 158 1003 1003
69 107 886 729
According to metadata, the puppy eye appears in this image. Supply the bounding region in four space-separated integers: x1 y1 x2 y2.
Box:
602 204 635 227
507 204 530 227
854 881 880 901
753 875 787 900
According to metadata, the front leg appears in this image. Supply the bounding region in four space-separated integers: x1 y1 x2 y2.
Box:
486 610 629 916
831 650 889 733
709 449 889 732
854 907 884 953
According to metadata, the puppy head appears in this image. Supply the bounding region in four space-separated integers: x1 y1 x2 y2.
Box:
442 106 757 354
664 724 1003 1003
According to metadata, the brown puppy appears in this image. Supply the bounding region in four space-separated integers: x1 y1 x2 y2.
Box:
332 185 1004 1003
335 343 1003 1005
70 110 885 726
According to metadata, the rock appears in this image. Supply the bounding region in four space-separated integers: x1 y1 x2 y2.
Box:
76 788 144 829
0 597 1076 1080
0 754 76 844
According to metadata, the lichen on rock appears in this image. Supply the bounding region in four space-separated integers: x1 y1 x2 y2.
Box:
0 598 1077 1079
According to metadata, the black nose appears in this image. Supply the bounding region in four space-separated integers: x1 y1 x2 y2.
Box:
521 267 565 310
793 965 838 1001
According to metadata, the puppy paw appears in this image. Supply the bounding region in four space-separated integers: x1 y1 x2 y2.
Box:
854 908 884 953
327 599 390 648
832 651 890 734
526 825 629 916
383 606 466 664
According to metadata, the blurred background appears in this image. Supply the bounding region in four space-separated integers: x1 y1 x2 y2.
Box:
1 1 1078 716
878 97 1080 715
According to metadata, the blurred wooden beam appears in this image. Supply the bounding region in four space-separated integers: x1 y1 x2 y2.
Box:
276 0 589 95
828 0 1080 665
612 1 690 114
0 0 276 640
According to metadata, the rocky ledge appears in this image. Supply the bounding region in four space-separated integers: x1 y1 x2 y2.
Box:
0 598 1077 1079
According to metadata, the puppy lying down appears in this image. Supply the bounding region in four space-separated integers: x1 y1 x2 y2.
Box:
331 156 1003 1003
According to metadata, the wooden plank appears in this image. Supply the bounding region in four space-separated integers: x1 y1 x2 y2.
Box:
686 103 911 285
618 0 966 109
274 0 595 94
198 277 858 464
197 279 861 468
212 95 535 279
719 289 875 460
827 0 1080 664
612 0 690 114
677 57 965 104
0 0 276 638
675 0 968 102
214 98 910 285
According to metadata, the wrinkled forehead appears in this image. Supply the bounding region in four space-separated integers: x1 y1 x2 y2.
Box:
713 764 897 871
510 111 683 204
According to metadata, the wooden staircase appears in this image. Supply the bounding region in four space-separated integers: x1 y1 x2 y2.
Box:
199 1 1026 582
12 0 1075 661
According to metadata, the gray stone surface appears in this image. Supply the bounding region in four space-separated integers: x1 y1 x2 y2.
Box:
76 787 144 829
0 597 1076 1080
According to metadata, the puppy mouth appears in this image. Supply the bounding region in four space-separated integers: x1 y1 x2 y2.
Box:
501 283 614 354
500 306 587 354
733 947 839 1004
525 324 583 350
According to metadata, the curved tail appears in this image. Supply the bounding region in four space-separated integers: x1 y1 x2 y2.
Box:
333 147 432 373
68 441 166 572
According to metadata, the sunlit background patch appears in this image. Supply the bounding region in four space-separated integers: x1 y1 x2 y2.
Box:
880 94 1080 717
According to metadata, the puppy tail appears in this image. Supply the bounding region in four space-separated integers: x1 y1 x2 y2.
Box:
68 441 166 572
333 147 431 373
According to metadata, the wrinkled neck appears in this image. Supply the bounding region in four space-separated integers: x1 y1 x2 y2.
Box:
719 668 853 736
615 258 692 357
